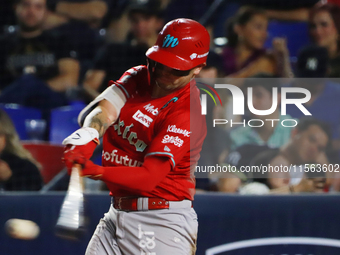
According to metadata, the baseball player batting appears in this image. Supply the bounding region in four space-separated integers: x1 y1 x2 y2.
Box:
63 18 209 255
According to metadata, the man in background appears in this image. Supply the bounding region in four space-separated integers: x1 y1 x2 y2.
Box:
287 45 340 153
0 0 79 112
230 73 294 150
82 0 164 101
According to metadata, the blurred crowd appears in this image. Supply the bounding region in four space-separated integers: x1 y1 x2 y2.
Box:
1 0 340 194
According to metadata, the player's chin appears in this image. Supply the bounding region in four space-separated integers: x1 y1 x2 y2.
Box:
156 81 176 91
163 85 177 91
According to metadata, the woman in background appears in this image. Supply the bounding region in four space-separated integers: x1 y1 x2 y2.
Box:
276 3 340 78
222 6 276 78
0 110 42 191
309 3 340 77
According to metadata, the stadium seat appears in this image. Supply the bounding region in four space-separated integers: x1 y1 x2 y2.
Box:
22 142 65 184
0 104 42 140
264 21 310 58
49 105 84 144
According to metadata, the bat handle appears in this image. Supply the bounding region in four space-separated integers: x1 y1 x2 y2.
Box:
69 164 84 192
55 163 85 240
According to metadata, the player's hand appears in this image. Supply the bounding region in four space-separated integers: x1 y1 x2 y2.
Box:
62 127 100 171
69 156 104 180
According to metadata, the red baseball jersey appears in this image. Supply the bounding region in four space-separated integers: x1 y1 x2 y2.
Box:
102 65 206 201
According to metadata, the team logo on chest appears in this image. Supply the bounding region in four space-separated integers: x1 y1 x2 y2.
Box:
114 120 147 152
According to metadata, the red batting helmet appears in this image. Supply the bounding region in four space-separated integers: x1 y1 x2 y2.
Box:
146 18 210 71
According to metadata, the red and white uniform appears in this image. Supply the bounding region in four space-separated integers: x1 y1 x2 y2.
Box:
102 65 206 201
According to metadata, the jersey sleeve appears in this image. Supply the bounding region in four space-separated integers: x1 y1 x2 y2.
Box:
78 65 147 126
145 105 206 169
110 65 147 99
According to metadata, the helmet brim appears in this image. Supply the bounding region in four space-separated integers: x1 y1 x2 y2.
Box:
146 46 194 71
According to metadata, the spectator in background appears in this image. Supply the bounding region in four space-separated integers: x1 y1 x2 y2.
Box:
277 3 340 78
42 0 110 71
82 0 164 101
309 3 340 77
230 73 294 150
0 110 43 191
197 51 225 80
44 0 108 30
0 0 79 112
217 144 270 193
197 51 233 122
195 51 229 192
196 110 231 191
240 117 330 194
222 7 277 78
101 1 130 43
14 2 105 89
212 0 319 38
215 168 247 193
286 45 340 153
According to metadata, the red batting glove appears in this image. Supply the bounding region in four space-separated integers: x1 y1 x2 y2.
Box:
63 142 98 174
62 127 100 175
71 157 104 180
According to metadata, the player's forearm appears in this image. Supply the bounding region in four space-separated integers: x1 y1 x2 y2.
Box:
83 101 118 137
101 157 171 192
56 1 108 22
84 108 110 137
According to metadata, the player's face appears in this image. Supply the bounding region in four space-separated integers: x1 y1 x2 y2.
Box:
152 61 203 92
310 11 338 49
293 125 328 163
236 14 268 50
16 0 46 32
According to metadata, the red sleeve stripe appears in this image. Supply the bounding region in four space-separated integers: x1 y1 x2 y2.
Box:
145 152 176 168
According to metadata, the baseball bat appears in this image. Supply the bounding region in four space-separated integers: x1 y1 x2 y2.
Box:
55 164 86 240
